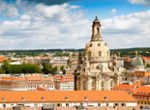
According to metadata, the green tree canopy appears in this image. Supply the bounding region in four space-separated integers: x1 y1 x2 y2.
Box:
42 63 57 75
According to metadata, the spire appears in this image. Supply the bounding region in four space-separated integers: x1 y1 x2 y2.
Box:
95 16 98 21
91 16 102 41
135 51 139 57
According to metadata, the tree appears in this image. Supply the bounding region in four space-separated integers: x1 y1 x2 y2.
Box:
0 68 4 74
21 64 41 73
1 63 41 74
60 65 65 72
147 64 150 68
1 62 11 74
42 63 57 75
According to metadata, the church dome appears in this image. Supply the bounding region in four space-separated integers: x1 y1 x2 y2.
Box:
131 57 144 70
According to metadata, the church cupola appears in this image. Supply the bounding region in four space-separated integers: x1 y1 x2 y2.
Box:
91 16 103 41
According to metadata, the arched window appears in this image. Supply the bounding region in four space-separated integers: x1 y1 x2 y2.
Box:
97 27 99 34
99 51 102 56
107 51 109 56
101 81 104 90
88 52 91 58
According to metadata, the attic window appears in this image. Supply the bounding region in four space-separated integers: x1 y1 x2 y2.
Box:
84 96 88 100
41 96 45 100
104 96 108 100
21 97 26 101
2 97 6 102
65 96 69 101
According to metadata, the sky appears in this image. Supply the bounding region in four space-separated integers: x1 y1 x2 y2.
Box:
0 0 150 49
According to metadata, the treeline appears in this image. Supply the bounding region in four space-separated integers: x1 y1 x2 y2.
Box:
0 62 41 74
0 62 61 74
0 47 149 57
0 49 83 57
111 47 150 57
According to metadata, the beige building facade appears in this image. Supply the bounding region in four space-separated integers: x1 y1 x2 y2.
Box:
75 17 122 90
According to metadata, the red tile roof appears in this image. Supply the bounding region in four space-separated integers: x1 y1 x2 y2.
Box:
124 57 132 62
0 90 136 103
134 86 150 94
113 84 133 92
142 57 150 61
0 56 7 63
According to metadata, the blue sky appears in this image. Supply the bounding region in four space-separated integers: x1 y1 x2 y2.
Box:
70 0 149 19
1 0 149 20
0 0 150 49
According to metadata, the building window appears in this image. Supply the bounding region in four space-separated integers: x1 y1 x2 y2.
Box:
114 103 119 106
97 27 99 34
98 43 100 46
80 103 83 106
3 104 6 108
57 103 61 107
88 52 91 58
121 103 126 106
98 103 101 106
90 43 92 47
99 51 102 56
66 103 69 107
107 51 109 56
106 103 109 106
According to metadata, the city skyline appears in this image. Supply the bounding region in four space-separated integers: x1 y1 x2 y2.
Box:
0 0 150 49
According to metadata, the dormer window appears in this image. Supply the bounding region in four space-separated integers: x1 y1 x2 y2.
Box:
104 96 108 101
84 96 88 101
21 97 26 101
65 96 69 101
2 97 6 102
41 96 45 101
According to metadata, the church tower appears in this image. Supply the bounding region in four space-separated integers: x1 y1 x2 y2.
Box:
91 16 103 41
75 17 119 90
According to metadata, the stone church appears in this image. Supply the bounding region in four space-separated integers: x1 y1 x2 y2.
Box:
75 17 122 90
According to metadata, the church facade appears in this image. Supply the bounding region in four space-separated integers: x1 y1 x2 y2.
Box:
75 17 122 90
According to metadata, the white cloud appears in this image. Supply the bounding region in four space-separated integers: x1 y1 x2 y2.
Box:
102 10 150 49
0 0 149 50
110 8 117 14
0 1 19 16
129 0 150 6
0 3 90 49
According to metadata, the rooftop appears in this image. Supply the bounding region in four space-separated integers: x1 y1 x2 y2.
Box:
0 90 136 103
